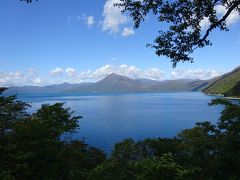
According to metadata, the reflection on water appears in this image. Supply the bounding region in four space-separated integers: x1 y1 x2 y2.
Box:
17 92 224 153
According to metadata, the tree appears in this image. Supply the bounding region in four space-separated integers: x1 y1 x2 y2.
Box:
0 89 106 179
89 153 189 180
117 0 240 67
0 88 29 136
209 98 240 179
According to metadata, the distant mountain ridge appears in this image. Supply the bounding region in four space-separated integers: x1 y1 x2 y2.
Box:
5 67 240 96
204 66 240 97
5 73 212 94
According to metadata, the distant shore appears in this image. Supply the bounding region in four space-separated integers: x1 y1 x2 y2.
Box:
224 96 240 100
205 93 240 100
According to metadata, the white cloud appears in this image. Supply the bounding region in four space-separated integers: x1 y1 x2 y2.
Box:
86 64 164 81
33 78 43 84
91 64 115 80
215 5 240 26
0 66 223 86
171 69 222 80
0 71 47 87
82 14 95 27
66 68 76 77
86 16 95 27
102 0 127 33
200 5 239 30
122 27 135 37
28 68 37 76
12 71 24 80
200 17 210 30
142 68 165 80
50 67 64 77
68 14 95 28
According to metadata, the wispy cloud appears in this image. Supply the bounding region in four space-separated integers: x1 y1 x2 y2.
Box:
82 14 95 27
171 69 222 80
122 27 135 37
67 1 135 37
0 69 46 87
75 64 165 81
50 67 64 77
68 14 95 28
65 68 76 77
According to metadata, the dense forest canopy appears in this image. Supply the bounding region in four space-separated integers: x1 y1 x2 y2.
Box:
1 88 240 179
0 88 105 179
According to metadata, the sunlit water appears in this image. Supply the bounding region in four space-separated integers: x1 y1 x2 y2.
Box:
16 92 227 154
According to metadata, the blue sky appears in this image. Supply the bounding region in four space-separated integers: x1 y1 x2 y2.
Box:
0 0 239 86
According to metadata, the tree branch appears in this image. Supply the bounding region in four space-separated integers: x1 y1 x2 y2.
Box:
200 0 240 43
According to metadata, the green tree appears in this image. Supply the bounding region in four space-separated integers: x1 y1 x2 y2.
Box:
0 88 29 135
88 159 135 180
209 99 240 179
0 88 106 179
0 87 30 179
117 0 240 66
89 152 189 180
175 122 219 179
130 153 189 180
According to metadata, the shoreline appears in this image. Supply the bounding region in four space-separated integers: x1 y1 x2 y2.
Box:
205 93 240 100
224 96 240 100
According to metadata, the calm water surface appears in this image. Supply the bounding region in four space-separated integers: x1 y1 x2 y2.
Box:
17 92 225 153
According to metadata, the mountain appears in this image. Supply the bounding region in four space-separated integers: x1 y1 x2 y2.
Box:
95 73 141 92
203 67 240 97
67 73 212 93
5 82 93 94
5 67 240 96
5 73 213 94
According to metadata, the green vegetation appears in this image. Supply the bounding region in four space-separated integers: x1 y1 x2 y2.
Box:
116 0 240 66
225 80 240 97
0 88 105 179
204 67 240 97
1 88 240 179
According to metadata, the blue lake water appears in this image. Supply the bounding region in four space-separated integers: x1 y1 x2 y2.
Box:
16 92 225 154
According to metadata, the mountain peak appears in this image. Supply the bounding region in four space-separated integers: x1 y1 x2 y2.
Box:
101 73 132 81
95 72 137 86
107 73 119 77
92 73 139 92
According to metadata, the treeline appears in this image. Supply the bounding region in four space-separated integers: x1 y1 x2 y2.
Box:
1 87 240 180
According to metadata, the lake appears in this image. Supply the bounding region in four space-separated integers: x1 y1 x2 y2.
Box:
17 91 225 154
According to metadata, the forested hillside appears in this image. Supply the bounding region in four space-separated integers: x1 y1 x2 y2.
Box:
204 67 240 97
